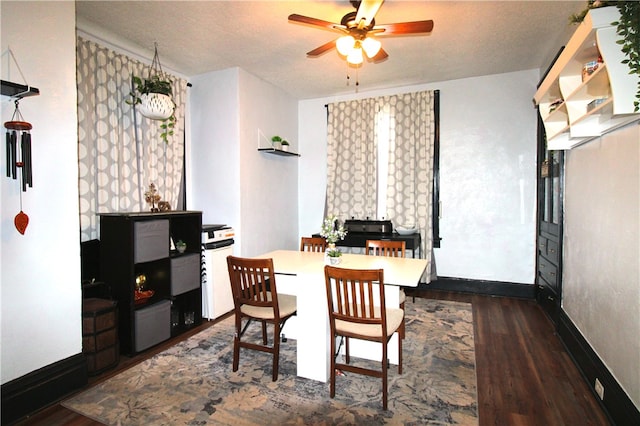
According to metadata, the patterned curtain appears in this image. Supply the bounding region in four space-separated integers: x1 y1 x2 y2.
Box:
326 91 436 282
385 91 435 281
326 99 379 219
76 37 187 241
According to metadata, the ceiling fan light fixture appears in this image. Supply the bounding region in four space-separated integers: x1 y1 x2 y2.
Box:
347 47 363 65
336 35 356 56
289 0 434 80
361 37 381 58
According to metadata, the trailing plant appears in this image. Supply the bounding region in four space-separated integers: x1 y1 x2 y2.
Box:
612 1 640 111
160 114 176 143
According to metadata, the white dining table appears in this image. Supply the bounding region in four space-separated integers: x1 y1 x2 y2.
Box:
254 250 428 383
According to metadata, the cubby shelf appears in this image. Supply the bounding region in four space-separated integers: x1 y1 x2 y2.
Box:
99 211 203 355
534 7 640 150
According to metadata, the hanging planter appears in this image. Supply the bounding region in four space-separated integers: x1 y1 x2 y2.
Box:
127 43 176 143
139 92 174 120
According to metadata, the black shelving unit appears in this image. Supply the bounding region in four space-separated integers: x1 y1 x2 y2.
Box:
99 211 203 355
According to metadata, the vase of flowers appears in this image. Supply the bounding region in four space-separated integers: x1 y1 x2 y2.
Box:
320 214 347 263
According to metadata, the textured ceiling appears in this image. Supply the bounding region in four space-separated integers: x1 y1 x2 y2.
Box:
75 1 586 100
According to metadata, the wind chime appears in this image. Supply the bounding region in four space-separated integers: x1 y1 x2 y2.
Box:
5 98 33 234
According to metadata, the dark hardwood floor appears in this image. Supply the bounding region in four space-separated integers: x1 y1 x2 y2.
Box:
15 291 611 425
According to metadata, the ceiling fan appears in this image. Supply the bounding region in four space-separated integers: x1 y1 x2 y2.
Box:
288 0 434 65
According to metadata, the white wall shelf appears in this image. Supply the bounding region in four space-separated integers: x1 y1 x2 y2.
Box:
534 7 640 150
256 128 299 157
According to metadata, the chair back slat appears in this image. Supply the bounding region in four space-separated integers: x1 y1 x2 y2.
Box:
300 237 327 252
365 240 406 258
325 266 386 329
227 256 278 311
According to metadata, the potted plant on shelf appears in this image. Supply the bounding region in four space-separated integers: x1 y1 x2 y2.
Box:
281 139 290 152
271 135 282 150
175 240 187 253
126 43 177 143
320 214 347 264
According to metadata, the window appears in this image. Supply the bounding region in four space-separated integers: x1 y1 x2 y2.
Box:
326 90 441 260
375 94 440 247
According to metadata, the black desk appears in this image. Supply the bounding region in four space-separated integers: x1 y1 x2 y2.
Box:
313 232 422 258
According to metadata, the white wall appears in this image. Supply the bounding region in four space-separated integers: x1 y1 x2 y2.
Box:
563 122 640 409
1 1 81 384
237 69 299 256
299 69 539 285
188 67 298 257
188 67 241 245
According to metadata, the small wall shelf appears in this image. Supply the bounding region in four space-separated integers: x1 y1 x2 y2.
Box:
1 80 39 98
258 148 300 157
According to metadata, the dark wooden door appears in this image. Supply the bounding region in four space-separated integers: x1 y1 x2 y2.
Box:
536 117 563 324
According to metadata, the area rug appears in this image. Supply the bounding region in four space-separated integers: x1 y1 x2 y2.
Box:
63 298 477 425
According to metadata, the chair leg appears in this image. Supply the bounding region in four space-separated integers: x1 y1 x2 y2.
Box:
261 320 268 345
382 339 388 410
232 321 241 372
345 337 350 364
330 332 336 398
398 329 403 375
272 322 280 381
400 302 406 340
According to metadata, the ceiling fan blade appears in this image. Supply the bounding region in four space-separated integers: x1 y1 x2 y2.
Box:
371 47 388 62
355 0 384 28
307 39 337 57
375 20 434 36
288 14 343 31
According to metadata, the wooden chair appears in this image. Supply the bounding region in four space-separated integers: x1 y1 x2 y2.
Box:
300 236 327 252
365 240 407 339
226 255 297 381
324 265 403 410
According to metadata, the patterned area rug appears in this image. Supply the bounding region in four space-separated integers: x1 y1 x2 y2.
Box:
63 298 477 425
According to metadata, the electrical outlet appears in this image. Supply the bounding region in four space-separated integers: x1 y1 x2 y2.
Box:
595 378 605 400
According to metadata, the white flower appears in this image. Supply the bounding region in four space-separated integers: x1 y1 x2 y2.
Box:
319 214 347 244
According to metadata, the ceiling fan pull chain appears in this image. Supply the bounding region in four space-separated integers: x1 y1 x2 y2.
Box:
355 67 359 92
346 61 351 86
